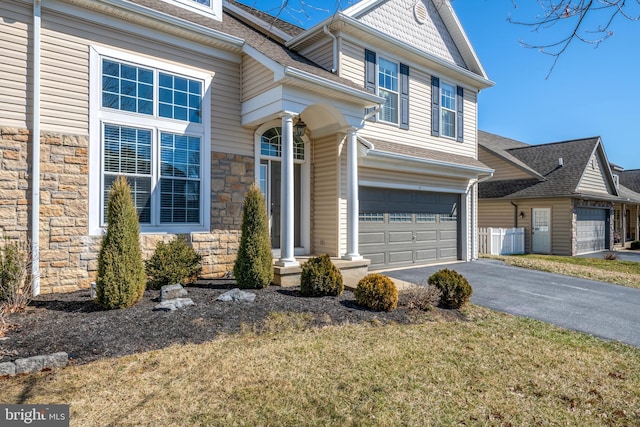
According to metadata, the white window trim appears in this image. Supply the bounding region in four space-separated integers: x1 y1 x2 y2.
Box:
89 45 212 236
377 56 399 125
160 0 222 21
440 80 457 140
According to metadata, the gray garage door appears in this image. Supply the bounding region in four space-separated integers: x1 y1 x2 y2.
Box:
576 208 608 254
359 187 460 269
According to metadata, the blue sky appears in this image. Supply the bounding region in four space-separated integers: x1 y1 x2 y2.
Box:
237 0 638 170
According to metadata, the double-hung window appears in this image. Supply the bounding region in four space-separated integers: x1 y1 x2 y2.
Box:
364 49 409 129
89 46 211 235
431 76 464 142
378 57 399 124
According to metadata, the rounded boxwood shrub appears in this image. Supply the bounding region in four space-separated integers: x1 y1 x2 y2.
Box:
146 235 202 290
427 268 472 309
631 240 640 250
354 273 398 312
234 184 273 289
300 254 344 297
96 176 146 309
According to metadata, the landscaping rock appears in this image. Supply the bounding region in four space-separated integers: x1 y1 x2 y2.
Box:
216 288 256 302
15 355 45 374
42 352 69 370
160 284 188 302
0 361 15 376
153 298 195 312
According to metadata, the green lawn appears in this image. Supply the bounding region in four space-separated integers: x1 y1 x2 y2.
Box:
2 308 639 426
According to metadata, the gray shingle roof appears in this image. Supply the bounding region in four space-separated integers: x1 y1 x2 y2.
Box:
619 169 640 194
128 0 366 92
478 132 620 200
226 1 306 37
364 138 491 170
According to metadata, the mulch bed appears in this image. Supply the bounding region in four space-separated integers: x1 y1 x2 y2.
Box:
0 281 460 366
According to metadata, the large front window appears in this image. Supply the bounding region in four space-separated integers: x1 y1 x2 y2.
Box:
378 57 399 124
90 46 211 234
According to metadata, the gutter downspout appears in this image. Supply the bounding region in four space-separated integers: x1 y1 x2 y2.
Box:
32 0 41 296
510 201 518 228
323 25 338 74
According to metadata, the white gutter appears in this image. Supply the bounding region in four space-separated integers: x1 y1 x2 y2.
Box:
32 0 41 296
322 25 338 74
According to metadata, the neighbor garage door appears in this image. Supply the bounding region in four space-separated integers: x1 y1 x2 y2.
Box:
576 208 608 254
359 187 460 269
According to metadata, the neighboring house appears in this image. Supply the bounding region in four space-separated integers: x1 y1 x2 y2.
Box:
0 0 493 294
614 167 640 245
477 131 640 255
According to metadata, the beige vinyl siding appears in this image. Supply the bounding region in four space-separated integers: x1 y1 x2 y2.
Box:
299 39 334 71
0 1 31 128
242 55 276 102
340 40 477 159
577 153 613 195
37 8 250 154
478 147 534 181
478 198 574 255
311 134 340 255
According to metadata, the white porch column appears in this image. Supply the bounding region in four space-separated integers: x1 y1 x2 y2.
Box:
344 128 362 260
276 113 298 267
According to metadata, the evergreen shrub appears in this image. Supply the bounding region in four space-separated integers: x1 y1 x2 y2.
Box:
146 236 202 290
427 268 472 309
354 273 398 312
234 184 273 289
95 176 146 309
300 254 344 297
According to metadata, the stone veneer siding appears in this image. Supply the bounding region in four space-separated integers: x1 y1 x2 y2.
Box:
0 127 254 294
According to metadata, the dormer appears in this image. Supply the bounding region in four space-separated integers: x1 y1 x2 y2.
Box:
161 0 223 21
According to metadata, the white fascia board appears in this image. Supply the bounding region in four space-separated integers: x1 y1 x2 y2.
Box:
242 44 286 80
340 0 381 17
434 0 489 80
53 0 244 56
358 180 468 194
223 1 293 43
362 149 494 180
283 67 383 106
241 86 286 126
288 14 494 89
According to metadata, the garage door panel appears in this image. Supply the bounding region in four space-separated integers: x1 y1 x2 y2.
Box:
415 230 437 242
360 231 385 244
389 250 413 264
415 249 437 262
576 208 608 254
389 231 413 242
359 187 460 269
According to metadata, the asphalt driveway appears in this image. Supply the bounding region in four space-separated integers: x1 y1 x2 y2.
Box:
384 259 640 347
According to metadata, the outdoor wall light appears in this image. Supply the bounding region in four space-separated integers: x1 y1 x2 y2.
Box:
294 117 307 138
519 211 525 219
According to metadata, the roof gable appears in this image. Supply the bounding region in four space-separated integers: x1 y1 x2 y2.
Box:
479 134 620 200
344 0 466 68
619 169 640 193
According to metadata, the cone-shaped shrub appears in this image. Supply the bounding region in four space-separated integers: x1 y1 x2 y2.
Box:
354 273 398 311
96 176 146 309
427 268 472 309
234 183 273 289
300 254 344 297
146 235 202 290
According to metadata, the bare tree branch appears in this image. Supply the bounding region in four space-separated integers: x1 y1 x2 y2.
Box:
509 0 640 77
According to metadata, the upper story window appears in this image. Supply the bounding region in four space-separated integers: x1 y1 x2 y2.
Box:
89 46 211 235
159 0 222 20
364 49 409 129
431 76 464 142
378 57 398 124
440 82 456 138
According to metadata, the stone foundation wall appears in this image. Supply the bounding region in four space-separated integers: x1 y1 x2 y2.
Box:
0 127 254 293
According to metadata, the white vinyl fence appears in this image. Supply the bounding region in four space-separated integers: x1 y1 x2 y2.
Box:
479 227 525 255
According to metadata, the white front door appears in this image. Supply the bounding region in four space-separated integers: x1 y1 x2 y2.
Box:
531 208 551 253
